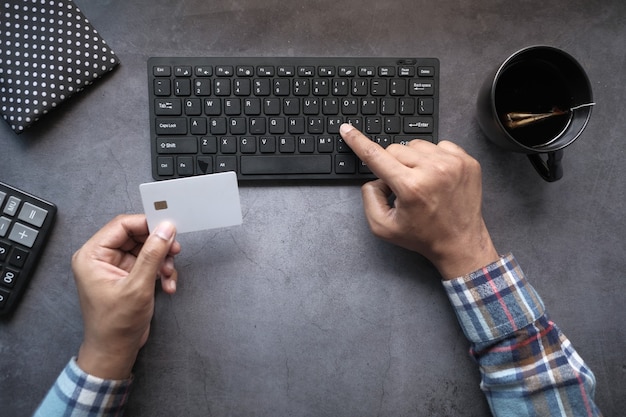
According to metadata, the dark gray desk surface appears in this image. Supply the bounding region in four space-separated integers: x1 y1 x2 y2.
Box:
1 1 625 416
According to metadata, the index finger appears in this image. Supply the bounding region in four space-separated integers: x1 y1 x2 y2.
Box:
339 123 410 185
88 214 151 253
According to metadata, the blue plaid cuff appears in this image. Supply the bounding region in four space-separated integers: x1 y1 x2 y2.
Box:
34 357 132 417
442 253 545 344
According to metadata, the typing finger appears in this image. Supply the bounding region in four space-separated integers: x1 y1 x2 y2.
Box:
339 123 410 186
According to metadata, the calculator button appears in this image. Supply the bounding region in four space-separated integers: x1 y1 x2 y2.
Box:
0 288 9 308
1 268 18 289
0 242 9 261
9 247 29 268
18 202 48 228
0 217 10 237
3 196 21 216
8 222 39 248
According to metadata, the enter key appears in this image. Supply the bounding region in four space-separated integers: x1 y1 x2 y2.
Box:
403 116 434 134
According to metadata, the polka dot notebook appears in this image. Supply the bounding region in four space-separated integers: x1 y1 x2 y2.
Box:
0 0 120 133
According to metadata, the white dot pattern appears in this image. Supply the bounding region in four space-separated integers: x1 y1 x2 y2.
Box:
0 0 119 133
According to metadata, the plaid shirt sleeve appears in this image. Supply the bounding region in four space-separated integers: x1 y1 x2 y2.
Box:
33 357 132 417
443 253 602 417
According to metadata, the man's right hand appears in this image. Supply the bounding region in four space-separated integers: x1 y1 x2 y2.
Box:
339 123 499 280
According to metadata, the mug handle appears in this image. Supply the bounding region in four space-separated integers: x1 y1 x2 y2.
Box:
527 150 564 182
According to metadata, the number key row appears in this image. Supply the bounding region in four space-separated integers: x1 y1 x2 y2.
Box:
154 77 435 97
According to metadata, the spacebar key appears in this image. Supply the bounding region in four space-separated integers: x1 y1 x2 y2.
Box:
241 155 332 175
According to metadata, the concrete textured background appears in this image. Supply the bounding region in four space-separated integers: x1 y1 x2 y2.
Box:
1 1 624 416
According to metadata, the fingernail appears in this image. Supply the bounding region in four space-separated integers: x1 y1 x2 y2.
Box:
340 123 354 135
154 221 175 241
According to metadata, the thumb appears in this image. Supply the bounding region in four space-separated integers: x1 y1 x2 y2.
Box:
361 179 396 238
131 221 177 286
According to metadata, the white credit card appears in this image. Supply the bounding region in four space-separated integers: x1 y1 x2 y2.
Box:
140 172 242 234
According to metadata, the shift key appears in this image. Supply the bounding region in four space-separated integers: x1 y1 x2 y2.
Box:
157 137 198 154
156 117 187 134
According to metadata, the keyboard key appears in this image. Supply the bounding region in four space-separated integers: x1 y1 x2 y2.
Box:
176 157 194 176
214 79 231 95
155 99 182 116
174 66 192 77
403 116 434 134
216 65 234 76
153 65 171 76
338 66 356 77
157 157 175 176
238 66 254 76
399 66 415 76
259 136 276 153
279 136 296 153
241 155 332 175
185 98 202 115
298 66 315 76
335 155 356 173
318 136 334 153
384 116 401 134
201 136 218 153
257 66 274 77
156 118 187 135
418 98 434 115
298 136 315 153
379 66 395 76
220 137 237 153
174 79 191 96
154 79 170 96
195 66 212 77
409 80 435 95
319 66 335 76
157 137 198 154
216 156 237 172
359 66 375 76
197 156 213 174
418 66 435 76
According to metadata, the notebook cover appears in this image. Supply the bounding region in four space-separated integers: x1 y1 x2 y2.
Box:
0 0 120 133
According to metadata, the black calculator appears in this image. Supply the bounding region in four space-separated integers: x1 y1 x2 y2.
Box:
0 182 57 316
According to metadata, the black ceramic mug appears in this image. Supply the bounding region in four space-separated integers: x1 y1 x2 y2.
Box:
477 46 593 182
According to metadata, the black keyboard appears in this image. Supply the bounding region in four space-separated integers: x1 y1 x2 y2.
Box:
148 57 439 181
0 182 56 316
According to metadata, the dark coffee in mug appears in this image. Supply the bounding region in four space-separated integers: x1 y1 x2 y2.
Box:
495 59 573 147
476 46 593 182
